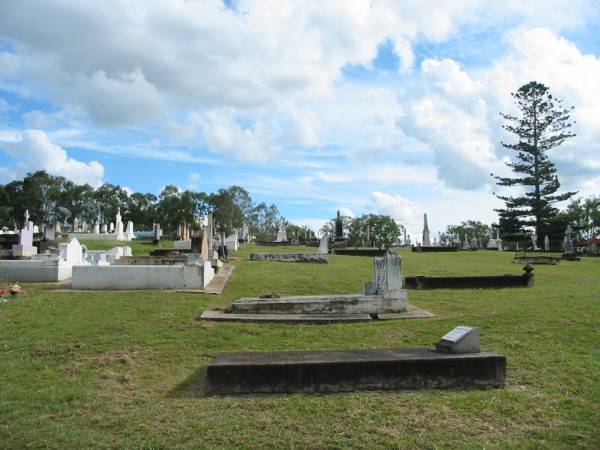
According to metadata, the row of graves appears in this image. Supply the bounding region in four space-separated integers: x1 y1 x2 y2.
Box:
198 211 578 393
76 214 226 290
201 250 507 394
0 210 225 290
513 224 581 265
0 211 133 283
68 208 135 242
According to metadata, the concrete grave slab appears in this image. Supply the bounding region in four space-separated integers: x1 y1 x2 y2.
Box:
206 348 506 394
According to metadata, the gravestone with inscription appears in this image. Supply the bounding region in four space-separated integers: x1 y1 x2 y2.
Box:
435 326 480 354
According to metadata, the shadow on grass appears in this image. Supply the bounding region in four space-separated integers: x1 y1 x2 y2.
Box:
168 366 210 398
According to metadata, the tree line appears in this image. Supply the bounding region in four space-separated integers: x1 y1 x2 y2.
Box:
321 214 404 249
0 170 315 240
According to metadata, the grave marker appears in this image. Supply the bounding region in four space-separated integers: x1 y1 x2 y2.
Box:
436 326 480 354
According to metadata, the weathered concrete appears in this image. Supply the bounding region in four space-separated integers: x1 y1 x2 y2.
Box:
405 266 534 289
250 253 328 263
200 310 372 324
178 265 234 295
113 255 187 265
71 262 214 290
231 292 408 315
412 246 458 252
207 348 506 394
0 258 73 282
200 304 433 323
332 248 386 257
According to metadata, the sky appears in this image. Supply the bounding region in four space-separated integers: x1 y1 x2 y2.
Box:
1 0 600 238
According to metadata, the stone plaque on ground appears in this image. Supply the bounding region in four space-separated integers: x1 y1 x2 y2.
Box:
436 326 480 354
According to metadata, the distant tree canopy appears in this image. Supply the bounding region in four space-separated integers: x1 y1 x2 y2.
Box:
321 213 403 249
493 81 577 246
439 220 491 247
0 171 297 238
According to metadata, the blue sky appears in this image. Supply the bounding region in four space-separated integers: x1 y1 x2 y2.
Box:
1 0 600 238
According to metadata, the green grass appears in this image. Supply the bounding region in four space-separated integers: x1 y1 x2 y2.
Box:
1 244 599 448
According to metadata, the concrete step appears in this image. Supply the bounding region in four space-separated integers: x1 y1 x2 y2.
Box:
207 348 506 394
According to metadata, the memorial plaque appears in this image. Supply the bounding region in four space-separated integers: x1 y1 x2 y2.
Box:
436 325 480 354
440 326 473 343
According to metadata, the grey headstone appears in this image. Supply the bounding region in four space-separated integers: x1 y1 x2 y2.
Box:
436 326 480 354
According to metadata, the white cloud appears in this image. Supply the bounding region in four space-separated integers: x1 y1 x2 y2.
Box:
0 129 104 187
187 172 200 191
338 207 355 218
370 191 421 231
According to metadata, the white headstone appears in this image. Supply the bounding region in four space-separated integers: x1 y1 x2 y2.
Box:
59 238 84 264
544 235 550 251
125 221 134 240
318 234 328 253
93 223 100 234
12 223 37 257
275 221 288 242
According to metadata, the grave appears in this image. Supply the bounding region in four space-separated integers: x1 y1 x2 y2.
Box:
201 252 433 323
275 221 288 243
405 265 534 289
331 210 347 249
68 208 134 241
206 326 505 394
71 257 214 290
250 235 329 263
11 220 37 257
250 253 328 263
422 213 431 246
412 213 458 252
0 238 84 282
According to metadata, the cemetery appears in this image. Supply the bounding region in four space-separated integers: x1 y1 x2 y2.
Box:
1 6 600 446
1 229 599 447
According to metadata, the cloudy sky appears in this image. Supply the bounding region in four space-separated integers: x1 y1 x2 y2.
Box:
1 1 599 237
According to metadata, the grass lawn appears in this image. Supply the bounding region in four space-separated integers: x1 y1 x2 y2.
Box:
1 243 599 448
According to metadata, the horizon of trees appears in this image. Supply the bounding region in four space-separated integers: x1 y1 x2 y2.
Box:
320 213 404 249
0 170 316 241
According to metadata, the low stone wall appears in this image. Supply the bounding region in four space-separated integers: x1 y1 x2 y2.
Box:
255 241 298 246
405 268 534 290
332 249 386 257
0 259 73 282
250 253 328 263
71 262 214 290
412 246 458 252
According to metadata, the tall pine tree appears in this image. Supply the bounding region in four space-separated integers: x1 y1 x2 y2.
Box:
493 81 577 246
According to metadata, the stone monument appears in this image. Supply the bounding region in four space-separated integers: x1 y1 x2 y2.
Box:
12 219 37 257
422 213 431 247
318 233 328 253
332 210 347 248
544 235 550 251
563 225 574 254
275 221 288 242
